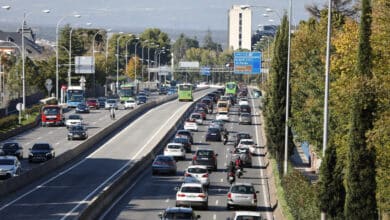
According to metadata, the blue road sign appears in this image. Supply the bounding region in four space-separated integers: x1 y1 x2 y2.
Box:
233 52 262 74
200 67 211 76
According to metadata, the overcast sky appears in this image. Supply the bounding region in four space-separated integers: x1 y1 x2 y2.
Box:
1 0 323 31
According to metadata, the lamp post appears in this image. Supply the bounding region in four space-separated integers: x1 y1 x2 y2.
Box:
134 40 141 82
116 33 128 94
141 40 149 81
21 9 50 110
56 14 81 102
147 43 156 82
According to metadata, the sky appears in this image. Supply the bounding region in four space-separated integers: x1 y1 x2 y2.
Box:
1 0 323 32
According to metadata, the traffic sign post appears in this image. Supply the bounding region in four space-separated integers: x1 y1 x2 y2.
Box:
45 79 53 97
233 52 262 74
16 102 22 124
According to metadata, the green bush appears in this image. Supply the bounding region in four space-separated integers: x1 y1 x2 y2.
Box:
282 169 320 219
0 114 18 130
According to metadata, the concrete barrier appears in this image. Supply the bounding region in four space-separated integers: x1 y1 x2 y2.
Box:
0 88 207 198
79 93 200 220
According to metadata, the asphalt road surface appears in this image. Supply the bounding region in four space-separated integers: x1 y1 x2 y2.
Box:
0 89 213 219
100 89 273 220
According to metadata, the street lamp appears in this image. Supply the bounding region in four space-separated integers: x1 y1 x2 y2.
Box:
141 40 149 81
134 39 141 82
147 42 156 81
56 13 81 102
115 33 129 94
21 9 50 110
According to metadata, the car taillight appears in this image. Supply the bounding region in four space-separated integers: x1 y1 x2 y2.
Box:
198 194 206 198
202 173 208 178
185 173 191 177
253 193 257 200
177 193 186 197
193 156 197 160
227 193 232 199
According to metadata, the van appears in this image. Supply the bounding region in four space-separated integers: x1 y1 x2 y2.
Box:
217 100 229 113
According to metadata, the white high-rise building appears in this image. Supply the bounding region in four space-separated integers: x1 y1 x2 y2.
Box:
228 5 252 51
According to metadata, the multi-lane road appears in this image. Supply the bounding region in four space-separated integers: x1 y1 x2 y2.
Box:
0 89 213 219
100 89 273 220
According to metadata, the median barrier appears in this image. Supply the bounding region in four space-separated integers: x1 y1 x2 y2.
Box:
0 88 207 198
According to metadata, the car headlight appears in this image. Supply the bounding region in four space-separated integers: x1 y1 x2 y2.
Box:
29 153 33 156
82 132 86 135
46 152 52 156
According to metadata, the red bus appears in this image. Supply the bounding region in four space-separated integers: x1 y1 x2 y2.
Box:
41 105 65 127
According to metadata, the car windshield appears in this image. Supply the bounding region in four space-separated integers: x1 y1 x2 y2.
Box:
174 138 188 143
241 141 254 145
164 212 193 219
238 134 251 139
188 167 207 174
107 100 116 104
68 115 81 120
241 113 250 117
181 186 202 193
2 143 18 150
32 144 50 150
43 107 59 115
168 144 181 149
231 185 254 194
70 126 84 131
236 216 262 220
191 114 201 119
218 112 227 115
208 128 219 133
156 156 173 162
0 159 14 165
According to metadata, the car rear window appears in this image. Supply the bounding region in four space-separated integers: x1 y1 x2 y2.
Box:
156 156 174 162
197 150 213 156
3 143 18 149
168 144 181 149
231 185 254 194
181 186 202 193
236 216 262 220
32 144 50 150
164 212 193 219
191 114 201 119
241 141 254 145
188 167 207 174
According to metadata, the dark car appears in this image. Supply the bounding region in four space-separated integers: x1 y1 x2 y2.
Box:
67 125 88 140
194 108 207 120
176 130 194 144
0 142 23 159
200 98 213 112
192 149 218 171
235 132 252 147
195 103 209 114
159 87 168 95
97 97 107 108
137 95 147 104
206 92 218 103
75 103 90 113
173 136 192 153
158 207 200 220
152 155 177 175
205 127 222 142
28 143 55 163
86 98 99 109
239 104 251 114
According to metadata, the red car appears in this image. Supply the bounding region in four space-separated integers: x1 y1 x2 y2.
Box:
86 98 99 109
194 108 207 120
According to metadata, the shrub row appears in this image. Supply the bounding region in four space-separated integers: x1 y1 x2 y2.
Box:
0 104 43 130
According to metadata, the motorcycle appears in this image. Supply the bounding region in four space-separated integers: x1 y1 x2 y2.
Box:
235 166 243 178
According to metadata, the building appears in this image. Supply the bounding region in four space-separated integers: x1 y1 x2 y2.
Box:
228 5 252 51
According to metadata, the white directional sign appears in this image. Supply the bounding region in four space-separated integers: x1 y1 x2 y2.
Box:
45 78 53 95
75 56 95 74
179 61 199 68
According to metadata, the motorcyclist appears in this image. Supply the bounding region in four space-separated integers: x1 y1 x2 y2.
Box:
235 156 244 171
223 132 228 145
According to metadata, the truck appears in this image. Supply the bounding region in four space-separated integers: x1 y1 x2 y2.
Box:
41 105 65 127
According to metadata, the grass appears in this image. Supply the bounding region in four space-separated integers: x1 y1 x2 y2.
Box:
0 112 40 134
270 158 294 220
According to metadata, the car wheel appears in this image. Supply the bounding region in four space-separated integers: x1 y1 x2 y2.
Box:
227 204 232 210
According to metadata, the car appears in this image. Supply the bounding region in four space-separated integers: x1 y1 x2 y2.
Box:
227 183 259 210
97 97 107 108
28 143 55 163
237 139 256 154
205 127 222 142
164 143 186 160
136 95 147 104
65 114 83 128
194 108 207 120
231 148 252 167
235 133 252 147
200 98 213 112
173 136 192 153
175 183 208 209
216 112 229 121
67 125 88 140
158 207 201 220
192 149 218 171
105 99 119 110
239 98 249 106
175 130 194 144
206 92 218 103
240 105 251 114
159 87 168 95
86 98 99 109
0 156 21 179
195 103 209 114
184 165 210 187
239 113 252 125
0 142 23 159
75 103 90 113
227 211 263 220
152 155 177 175
189 113 203 125
184 119 198 131
124 98 137 109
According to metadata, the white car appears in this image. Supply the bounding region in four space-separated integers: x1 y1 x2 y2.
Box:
164 143 186 160
190 113 203 125
239 98 249 106
124 98 137 109
184 165 210 187
228 211 263 220
0 156 21 179
237 139 256 154
184 120 198 131
176 183 208 209
216 112 229 121
105 99 118 110
65 114 83 128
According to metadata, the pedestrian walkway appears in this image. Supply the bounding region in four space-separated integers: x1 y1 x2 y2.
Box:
290 144 319 183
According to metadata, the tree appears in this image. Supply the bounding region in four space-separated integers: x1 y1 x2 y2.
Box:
125 56 141 80
344 0 378 218
172 33 199 63
319 145 345 219
202 29 222 52
305 0 358 19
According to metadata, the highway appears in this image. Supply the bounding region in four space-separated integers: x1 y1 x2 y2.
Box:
0 89 213 219
100 89 273 220
0 94 162 174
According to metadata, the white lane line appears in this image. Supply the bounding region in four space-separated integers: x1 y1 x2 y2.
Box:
220 178 223 183
215 200 219 205
36 136 42 140
165 198 170 203
55 142 60 146
25 142 30 146
0 98 188 213
48 131 53 135
250 89 272 220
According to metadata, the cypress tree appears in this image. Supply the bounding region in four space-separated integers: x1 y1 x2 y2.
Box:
319 145 345 219
344 0 377 218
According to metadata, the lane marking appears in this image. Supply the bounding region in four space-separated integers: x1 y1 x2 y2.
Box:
213 214 217 220
55 142 60 146
165 198 170 203
220 178 223 183
215 200 219 205
36 136 42 140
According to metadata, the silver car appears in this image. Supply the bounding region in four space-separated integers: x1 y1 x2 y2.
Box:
105 99 118 110
0 156 21 179
239 113 252 125
227 182 259 210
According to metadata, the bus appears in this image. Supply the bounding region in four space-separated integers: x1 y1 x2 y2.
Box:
119 83 136 103
225 82 238 96
178 83 193 102
66 86 85 107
